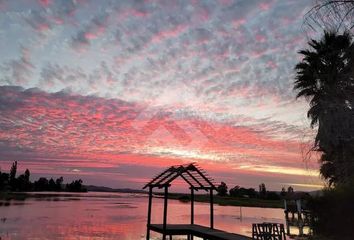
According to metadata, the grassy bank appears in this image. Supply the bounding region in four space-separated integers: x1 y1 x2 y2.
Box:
1 191 284 209
0 192 83 201
0 192 29 201
157 193 284 209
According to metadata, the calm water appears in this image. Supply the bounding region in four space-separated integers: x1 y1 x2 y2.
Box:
0 192 288 240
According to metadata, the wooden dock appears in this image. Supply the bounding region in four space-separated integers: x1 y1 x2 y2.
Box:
148 224 252 240
144 164 252 240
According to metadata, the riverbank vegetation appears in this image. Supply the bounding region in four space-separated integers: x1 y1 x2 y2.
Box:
163 192 283 209
295 2 354 239
294 30 354 240
0 161 87 193
309 183 354 239
155 182 291 209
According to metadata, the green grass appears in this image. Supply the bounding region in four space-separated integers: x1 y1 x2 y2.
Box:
157 193 283 209
0 192 28 201
0 192 79 201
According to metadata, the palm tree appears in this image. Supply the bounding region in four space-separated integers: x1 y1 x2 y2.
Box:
294 31 354 185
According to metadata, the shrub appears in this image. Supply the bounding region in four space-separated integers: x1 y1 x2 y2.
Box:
309 183 354 240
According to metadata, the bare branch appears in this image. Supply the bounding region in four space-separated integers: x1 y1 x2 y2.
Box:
304 0 354 34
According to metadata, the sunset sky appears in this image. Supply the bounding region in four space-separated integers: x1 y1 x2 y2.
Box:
0 0 323 191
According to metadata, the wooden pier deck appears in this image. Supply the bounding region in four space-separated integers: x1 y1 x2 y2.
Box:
148 224 252 240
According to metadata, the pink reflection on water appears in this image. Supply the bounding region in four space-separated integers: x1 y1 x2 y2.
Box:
150 198 285 237
0 192 287 240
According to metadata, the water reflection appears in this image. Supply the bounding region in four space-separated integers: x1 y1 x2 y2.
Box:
0 192 288 240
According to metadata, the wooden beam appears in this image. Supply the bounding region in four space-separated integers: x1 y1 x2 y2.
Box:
193 167 216 189
143 167 172 189
163 170 183 185
193 187 212 190
185 171 204 188
190 188 195 240
163 185 168 240
146 186 153 240
153 170 177 186
148 223 252 239
210 189 214 229
191 188 194 225
156 184 171 189
179 173 194 188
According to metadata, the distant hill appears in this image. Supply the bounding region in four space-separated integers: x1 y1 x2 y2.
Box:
309 189 324 197
85 185 146 194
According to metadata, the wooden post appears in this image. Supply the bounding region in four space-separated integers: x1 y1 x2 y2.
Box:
297 200 302 220
163 185 168 240
281 224 286 240
240 206 242 221
191 188 194 224
210 188 214 229
146 186 152 240
286 219 290 235
190 188 194 240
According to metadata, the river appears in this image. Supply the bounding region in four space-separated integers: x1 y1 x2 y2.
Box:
0 192 288 240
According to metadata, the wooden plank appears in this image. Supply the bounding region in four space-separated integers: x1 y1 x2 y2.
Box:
153 170 177 186
185 171 204 188
193 166 216 189
143 167 172 189
149 224 252 240
179 174 194 188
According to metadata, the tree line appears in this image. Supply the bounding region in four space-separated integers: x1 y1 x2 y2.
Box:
0 161 87 192
294 2 354 238
294 29 354 239
216 181 294 200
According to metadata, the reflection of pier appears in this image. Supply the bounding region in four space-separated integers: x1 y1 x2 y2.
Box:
143 163 252 240
283 192 312 236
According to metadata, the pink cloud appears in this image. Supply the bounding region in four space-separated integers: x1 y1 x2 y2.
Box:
84 30 104 40
197 7 211 22
51 16 65 25
267 60 277 69
0 87 309 173
232 19 246 28
219 0 232 6
38 0 51 7
71 14 108 50
259 2 271 11
255 34 267 43
130 9 149 18
151 24 187 44
26 10 52 32
37 22 50 32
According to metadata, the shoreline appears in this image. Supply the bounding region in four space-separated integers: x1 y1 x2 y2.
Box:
0 191 284 209
157 193 284 209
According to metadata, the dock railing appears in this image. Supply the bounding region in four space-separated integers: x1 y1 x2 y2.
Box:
252 222 286 240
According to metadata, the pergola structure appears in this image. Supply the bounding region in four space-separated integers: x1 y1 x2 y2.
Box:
143 163 217 240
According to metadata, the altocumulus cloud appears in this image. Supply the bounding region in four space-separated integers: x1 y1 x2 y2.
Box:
0 0 321 190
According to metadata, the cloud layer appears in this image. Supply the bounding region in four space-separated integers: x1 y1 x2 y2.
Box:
0 0 322 190
0 86 320 189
